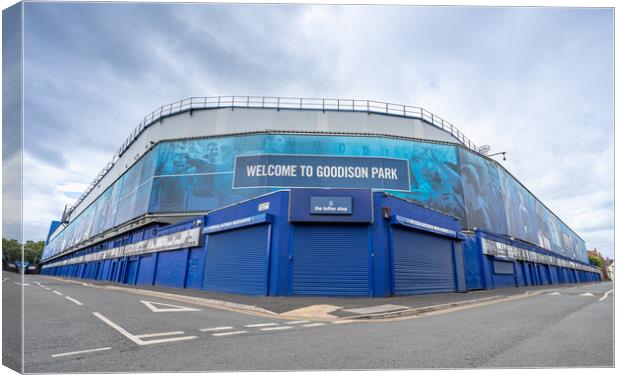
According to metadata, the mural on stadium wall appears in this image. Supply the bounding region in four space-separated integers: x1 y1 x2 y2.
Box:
458 149 508 235
43 134 588 264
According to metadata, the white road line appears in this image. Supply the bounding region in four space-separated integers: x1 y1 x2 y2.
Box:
53 291 63 296
200 326 234 332
599 289 614 301
134 331 185 339
13 282 29 286
92 312 196 346
245 323 278 328
331 320 354 324
92 312 143 345
42 287 51 290
285 320 310 325
2 278 8 282
548 292 561 295
579 292 594 297
51 347 111 358
302 323 326 327
65 297 83 306
260 326 293 331
212 330 247 337
136 336 197 345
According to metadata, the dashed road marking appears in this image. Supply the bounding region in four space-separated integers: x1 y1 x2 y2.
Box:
200 326 234 332
13 282 30 286
53 291 63 296
51 347 111 358
548 292 561 295
260 326 292 331
245 323 278 328
579 292 594 297
212 330 247 337
65 297 83 306
332 320 354 324
302 323 326 327
599 289 614 301
285 320 310 325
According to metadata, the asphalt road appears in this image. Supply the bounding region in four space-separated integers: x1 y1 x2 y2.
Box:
4 272 613 372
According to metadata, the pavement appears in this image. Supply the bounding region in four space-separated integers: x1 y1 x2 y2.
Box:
36 274 589 319
1 272 613 372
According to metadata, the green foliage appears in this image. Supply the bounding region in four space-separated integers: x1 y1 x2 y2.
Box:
2 238 45 264
588 254 603 268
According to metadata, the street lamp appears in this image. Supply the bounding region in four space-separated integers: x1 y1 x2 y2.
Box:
488 151 507 161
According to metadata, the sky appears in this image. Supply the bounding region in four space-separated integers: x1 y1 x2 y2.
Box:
3 2 614 258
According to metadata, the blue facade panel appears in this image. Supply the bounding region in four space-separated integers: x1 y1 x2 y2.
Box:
155 249 189 289
185 247 205 290
136 254 156 286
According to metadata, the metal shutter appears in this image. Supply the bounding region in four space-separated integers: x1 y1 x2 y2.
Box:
392 227 455 295
203 224 270 295
292 224 370 296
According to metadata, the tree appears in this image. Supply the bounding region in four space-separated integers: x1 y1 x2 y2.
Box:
2 238 45 264
2 238 21 263
589 254 603 268
24 240 45 264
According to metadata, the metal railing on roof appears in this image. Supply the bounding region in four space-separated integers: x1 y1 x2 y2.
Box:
65 96 479 219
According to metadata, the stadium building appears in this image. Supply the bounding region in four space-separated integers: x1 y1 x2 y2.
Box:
40 96 600 296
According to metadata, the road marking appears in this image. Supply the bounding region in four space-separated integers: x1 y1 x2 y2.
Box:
134 331 185 339
245 323 279 328
285 320 310 325
92 312 196 346
200 326 234 332
2 278 8 282
260 326 293 331
548 292 561 295
212 330 247 337
51 347 111 358
13 282 30 286
137 335 198 344
302 323 326 327
332 320 355 324
53 291 63 296
42 287 51 290
579 292 594 297
65 297 83 306
140 300 201 313
599 289 614 301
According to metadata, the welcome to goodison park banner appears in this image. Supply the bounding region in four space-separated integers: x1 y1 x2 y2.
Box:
233 154 411 191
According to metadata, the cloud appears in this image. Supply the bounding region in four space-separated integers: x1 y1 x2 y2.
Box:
19 4 614 259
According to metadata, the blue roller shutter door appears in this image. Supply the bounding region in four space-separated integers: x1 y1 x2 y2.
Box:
292 224 370 296
203 224 271 295
392 227 456 296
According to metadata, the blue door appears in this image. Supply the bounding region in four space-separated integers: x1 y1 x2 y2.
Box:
125 259 138 285
392 227 455 296
292 224 370 296
203 224 271 295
